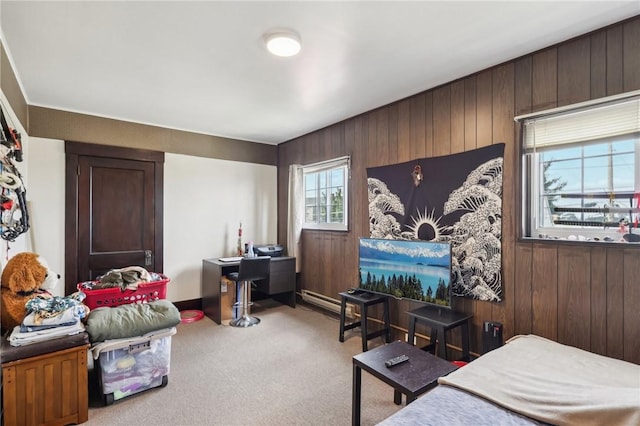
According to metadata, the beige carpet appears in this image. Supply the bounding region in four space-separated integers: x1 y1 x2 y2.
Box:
85 301 405 425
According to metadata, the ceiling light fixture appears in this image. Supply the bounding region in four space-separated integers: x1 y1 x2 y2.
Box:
264 31 301 57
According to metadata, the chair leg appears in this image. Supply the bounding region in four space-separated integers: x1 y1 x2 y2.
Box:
230 280 260 327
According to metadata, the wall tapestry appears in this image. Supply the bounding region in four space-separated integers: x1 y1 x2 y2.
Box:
367 143 505 302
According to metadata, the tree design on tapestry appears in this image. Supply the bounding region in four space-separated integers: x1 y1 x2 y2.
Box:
367 144 505 302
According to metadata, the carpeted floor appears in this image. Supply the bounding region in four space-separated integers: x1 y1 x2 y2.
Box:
85 300 405 425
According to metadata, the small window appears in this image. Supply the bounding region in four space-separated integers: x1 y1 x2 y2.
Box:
302 156 349 231
518 92 640 243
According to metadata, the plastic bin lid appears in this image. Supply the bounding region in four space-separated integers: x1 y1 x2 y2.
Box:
90 327 176 359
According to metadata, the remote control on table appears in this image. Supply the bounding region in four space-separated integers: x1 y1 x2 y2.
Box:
385 354 409 368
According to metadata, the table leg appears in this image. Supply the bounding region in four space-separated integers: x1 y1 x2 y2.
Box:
461 320 470 361
407 317 416 345
352 364 361 426
437 326 447 359
393 389 402 405
339 296 347 342
428 328 438 354
361 303 368 352
383 297 391 343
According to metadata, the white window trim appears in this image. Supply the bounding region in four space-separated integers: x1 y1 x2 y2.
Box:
516 91 640 243
302 156 350 232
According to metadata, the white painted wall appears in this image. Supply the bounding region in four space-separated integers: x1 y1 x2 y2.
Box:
162 153 277 301
25 136 65 293
1 91 278 301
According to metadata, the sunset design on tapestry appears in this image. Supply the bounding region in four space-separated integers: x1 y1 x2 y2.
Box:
367 144 505 302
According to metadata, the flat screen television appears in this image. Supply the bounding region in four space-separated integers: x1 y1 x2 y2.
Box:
358 238 451 308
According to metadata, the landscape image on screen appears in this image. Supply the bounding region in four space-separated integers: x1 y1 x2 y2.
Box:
359 238 451 307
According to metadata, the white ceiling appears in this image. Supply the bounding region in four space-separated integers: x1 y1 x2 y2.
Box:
1 1 639 145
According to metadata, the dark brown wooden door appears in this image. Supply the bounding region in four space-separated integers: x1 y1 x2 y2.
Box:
65 142 164 295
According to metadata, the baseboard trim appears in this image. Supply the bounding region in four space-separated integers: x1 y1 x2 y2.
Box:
300 290 354 318
172 298 201 312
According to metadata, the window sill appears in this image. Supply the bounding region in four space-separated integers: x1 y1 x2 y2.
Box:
302 224 348 232
519 235 640 247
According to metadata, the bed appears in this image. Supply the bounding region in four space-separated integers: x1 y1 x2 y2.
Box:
378 334 640 426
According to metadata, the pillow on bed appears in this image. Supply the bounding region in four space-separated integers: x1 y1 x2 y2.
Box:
86 299 181 343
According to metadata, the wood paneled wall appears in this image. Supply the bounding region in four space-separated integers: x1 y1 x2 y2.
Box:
277 16 640 364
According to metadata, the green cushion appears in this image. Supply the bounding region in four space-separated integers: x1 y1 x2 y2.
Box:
86 299 181 343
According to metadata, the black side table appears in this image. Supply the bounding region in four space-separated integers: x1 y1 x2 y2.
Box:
407 305 472 361
352 340 458 425
339 290 391 352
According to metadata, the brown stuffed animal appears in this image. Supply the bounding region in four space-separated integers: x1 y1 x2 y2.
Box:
0 252 60 332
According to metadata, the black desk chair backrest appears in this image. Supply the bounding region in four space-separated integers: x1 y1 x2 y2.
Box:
228 256 271 283
227 256 271 327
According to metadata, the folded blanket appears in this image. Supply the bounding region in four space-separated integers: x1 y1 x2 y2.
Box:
21 306 82 332
9 322 85 346
24 292 89 327
85 299 180 343
438 334 640 426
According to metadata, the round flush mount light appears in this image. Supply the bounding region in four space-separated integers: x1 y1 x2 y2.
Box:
264 31 301 57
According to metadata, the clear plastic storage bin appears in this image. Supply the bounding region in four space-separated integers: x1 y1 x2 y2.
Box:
92 327 176 405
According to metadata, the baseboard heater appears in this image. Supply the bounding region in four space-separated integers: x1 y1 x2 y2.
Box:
300 290 354 319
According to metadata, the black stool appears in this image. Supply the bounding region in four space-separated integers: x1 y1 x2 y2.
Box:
226 256 271 327
406 305 473 360
338 290 391 352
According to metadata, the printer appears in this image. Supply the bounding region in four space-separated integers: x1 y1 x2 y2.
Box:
252 244 284 257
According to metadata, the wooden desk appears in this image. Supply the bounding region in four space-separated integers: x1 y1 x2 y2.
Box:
201 256 296 324
407 305 472 361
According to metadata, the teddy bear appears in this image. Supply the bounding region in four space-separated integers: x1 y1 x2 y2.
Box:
0 252 60 332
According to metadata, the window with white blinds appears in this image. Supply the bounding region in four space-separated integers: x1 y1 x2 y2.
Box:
516 91 640 243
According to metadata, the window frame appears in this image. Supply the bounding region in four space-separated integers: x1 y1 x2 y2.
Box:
517 90 640 243
301 156 350 232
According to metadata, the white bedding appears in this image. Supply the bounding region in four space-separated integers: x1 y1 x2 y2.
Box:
438 334 640 426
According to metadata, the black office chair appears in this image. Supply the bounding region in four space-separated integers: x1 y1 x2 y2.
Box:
226 256 271 327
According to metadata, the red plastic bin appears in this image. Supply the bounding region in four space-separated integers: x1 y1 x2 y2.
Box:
77 275 170 310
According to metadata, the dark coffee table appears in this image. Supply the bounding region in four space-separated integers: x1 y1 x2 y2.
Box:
352 340 458 425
